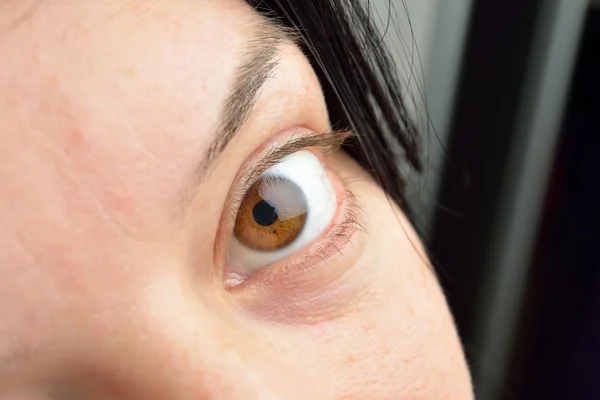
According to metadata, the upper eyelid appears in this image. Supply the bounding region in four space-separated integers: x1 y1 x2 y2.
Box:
240 130 355 191
226 130 354 222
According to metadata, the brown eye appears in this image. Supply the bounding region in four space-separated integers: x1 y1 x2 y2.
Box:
227 150 337 280
234 176 308 251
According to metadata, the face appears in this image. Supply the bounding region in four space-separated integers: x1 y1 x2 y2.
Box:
0 1 472 399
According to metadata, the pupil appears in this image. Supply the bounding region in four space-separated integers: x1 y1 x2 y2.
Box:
252 200 279 226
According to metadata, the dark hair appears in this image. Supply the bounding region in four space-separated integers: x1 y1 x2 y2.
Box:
246 0 423 220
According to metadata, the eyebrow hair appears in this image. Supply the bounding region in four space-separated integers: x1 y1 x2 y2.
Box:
199 20 294 180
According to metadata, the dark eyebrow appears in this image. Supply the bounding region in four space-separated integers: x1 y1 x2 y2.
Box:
199 21 293 180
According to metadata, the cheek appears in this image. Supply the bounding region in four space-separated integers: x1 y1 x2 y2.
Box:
258 257 469 398
301 242 469 397
275 153 472 397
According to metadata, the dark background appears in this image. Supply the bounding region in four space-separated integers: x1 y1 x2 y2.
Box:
427 2 600 399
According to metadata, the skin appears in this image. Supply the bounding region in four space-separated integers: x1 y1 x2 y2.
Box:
0 1 473 399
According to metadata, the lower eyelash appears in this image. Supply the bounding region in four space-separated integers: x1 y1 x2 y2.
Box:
275 189 365 275
322 190 365 251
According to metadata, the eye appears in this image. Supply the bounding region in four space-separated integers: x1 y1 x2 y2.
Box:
228 150 337 278
234 176 308 251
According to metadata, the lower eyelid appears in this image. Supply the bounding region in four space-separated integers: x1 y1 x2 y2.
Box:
228 189 368 325
263 190 363 284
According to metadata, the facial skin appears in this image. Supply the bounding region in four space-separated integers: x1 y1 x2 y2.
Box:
0 1 472 399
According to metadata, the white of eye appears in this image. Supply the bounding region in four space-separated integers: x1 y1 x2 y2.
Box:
228 150 336 276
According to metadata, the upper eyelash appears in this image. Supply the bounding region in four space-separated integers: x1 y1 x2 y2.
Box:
228 130 355 221
241 130 355 189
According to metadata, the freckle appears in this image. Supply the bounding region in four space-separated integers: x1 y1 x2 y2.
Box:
346 356 356 366
66 128 86 152
123 67 136 79
362 322 376 331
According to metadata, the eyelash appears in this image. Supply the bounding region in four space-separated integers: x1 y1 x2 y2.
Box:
227 130 353 222
287 189 364 271
219 130 364 286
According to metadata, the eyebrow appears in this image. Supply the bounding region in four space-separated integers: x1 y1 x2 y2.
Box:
199 20 294 180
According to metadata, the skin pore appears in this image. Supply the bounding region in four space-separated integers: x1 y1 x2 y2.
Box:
0 1 473 399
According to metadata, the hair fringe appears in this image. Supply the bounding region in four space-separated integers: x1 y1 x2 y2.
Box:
246 0 422 219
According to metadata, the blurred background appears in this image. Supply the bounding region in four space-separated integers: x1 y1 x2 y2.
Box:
370 0 600 398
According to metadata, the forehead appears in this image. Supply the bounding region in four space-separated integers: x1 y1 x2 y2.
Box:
0 0 259 225
0 0 255 163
